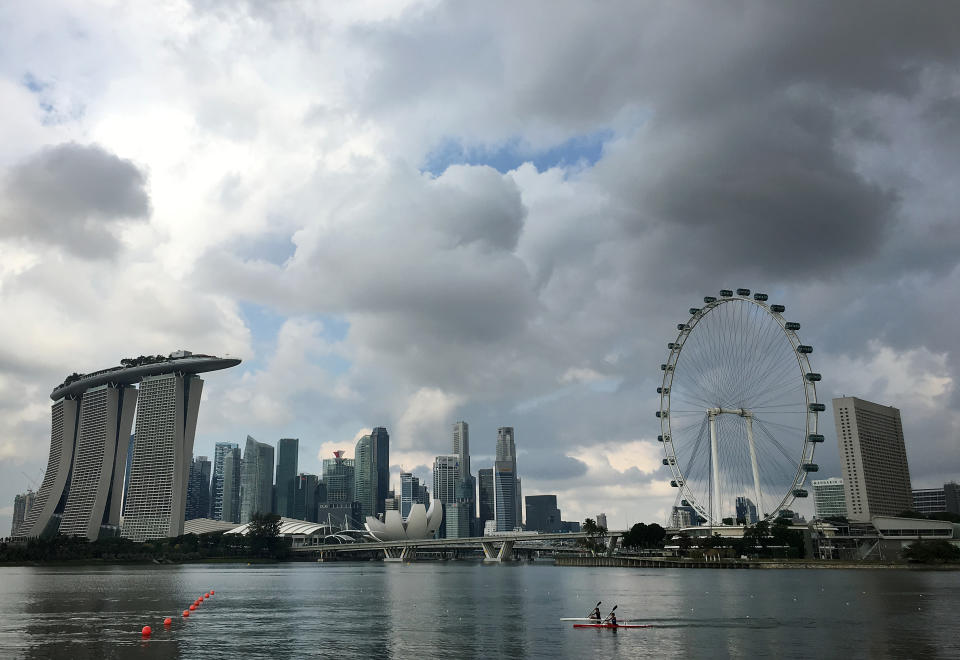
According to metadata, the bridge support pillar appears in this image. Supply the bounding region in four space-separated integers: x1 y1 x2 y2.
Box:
606 535 620 554
384 546 417 562
481 540 515 562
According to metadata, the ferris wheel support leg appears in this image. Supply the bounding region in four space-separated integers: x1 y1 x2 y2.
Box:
709 412 721 524
746 414 764 520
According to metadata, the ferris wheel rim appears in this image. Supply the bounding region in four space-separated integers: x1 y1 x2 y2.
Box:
658 291 820 525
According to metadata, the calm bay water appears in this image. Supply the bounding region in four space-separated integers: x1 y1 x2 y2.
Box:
0 562 956 659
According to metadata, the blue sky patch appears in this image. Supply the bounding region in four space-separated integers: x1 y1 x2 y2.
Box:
423 129 613 176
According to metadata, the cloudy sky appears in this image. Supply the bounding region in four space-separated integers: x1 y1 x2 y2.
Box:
1 1 958 534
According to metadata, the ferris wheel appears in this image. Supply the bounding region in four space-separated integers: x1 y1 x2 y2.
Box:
657 289 823 526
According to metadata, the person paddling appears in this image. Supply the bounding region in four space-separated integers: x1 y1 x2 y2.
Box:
588 605 601 621
603 606 618 627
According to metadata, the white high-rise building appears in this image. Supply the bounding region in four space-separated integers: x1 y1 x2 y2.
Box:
833 397 912 522
812 477 848 519
59 384 138 539
122 372 204 541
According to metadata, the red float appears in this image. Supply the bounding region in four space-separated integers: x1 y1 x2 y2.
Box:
142 625 152 637
182 610 190 618
204 592 210 598
189 604 196 611
210 590 215 595
164 617 172 626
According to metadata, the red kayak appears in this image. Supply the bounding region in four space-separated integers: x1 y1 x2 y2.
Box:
573 623 651 629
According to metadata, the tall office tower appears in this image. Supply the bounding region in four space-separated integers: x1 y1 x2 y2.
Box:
315 481 328 507
452 421 476 532
23 353 238 541
294 473 319 522
210 441 239 521
596 513 608 530
10 491 36 537
812 477 848 519
734 496 758 524
185 456 212 520
495 427 522 529
355 434 374 518
417 484 430 505
57 384 138 540
221 446 242 523
433 455 460 537
239 436 275 523
478 468 494 533
400 472 420 519
370 427 390 518
322 451 355 506
493 460 517 531
122 373 203 541
525 495 561 533
121 434 135 515
275 438 299 518
833 397 913 521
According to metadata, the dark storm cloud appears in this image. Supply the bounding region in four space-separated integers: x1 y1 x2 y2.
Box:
519 451 587 481
0 143 150 258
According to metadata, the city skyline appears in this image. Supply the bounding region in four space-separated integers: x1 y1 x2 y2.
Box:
2 3 960 535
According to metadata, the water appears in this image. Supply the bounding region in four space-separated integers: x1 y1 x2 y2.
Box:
0 562 956 659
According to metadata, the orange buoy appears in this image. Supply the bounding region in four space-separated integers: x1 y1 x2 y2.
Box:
199 597 204 602
189 604 196 611
204 592 210 598
164 617 172 626
182 610 190 617
142 625 152 637
210 590 215 595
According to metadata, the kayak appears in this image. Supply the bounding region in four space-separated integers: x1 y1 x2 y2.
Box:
573 623 651 629
562 618 642 622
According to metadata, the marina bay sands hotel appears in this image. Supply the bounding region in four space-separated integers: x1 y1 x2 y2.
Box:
19 351 240 542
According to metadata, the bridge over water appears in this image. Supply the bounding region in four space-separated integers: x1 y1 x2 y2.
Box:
291 531 626 562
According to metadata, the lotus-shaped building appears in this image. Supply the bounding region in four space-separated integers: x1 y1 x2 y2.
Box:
365 499 443 541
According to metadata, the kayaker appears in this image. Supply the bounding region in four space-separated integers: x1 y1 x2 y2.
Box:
604 610 618 627
589 606 601 621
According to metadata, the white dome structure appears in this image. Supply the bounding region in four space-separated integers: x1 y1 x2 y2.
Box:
365 499 443 541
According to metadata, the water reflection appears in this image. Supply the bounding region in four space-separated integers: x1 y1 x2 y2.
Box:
0 563 956 659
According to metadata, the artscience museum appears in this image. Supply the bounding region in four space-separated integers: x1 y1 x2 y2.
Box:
364 500 443 541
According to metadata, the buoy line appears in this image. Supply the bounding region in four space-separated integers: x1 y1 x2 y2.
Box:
142 590 216 637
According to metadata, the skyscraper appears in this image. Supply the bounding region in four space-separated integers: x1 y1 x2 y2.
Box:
355 428 390 519
525 494 561 533
122 372 203 542
322 451 355 506
211 441 239 521
400 472 419 519
478 468 494 533
734 496 758 524
294 473 319 522
493 460 517 532
185 456 212 520
276 438 299 518
833 397 913 521
452 421 476 533
221 446 242 523
22 353 239 541
812 477 848 519
59 384 138 540
371 427 390 518
494 427 520 532
433 455 460 537
239 435 275 523
11 490 36 537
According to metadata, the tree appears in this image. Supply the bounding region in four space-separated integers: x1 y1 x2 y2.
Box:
622 522 666 549
247 512 285 558
902 540 960 564
578 518 608 555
